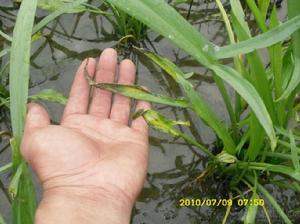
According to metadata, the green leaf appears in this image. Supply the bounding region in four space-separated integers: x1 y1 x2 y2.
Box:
278 54 300 101
258 0 270 21
0 213 6 224
9 0 38 223
247 175 293 224
243 162 300 182
215 15 300 59
244 192 259 224
8 164 23 200
85 74 189 108
0 163 12 174
0 48 10 58
0 30 12 42
183 72 194 79
215 0 240 139
37 0 87 13
289 130 300 172
246 0 267 32
139 49 236 155
29 89 67 104
277 1 300 101
32 0 88 34
105 0 216 67
136 109 213 157
215 151 237 164
10 0 37 151
230 0 251 36
230 0 275 158
269 6 283 97
211 64 277 150
135 109 188 138
281 46 294 90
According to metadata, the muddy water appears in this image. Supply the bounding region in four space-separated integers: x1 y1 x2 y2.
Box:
0 0 299 223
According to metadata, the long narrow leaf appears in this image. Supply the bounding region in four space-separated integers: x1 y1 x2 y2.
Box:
289 130 300 171
0 30 12 42
9 0 38 223
242 162 300 182
246 0 267 32
269 6 285 125
0 48 10 58
0 213 5 224
244 192 259 224
277 1 300 100
85 73 189 108
10 0 37 150
0 163 12 174
215 15 300 59
215 0 239 139
29 89 68 105
37 0 87 13
32 0 88 34
230 0 251 36
258 0 271 21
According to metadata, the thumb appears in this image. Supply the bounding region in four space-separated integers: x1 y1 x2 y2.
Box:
24 103 50 131
21 103 50 161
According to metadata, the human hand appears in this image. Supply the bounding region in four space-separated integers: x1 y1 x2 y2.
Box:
21 48 150 224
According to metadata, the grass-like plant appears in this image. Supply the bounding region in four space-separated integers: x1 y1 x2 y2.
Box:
88 0 300 223
1 0 300 223
103 2 149 45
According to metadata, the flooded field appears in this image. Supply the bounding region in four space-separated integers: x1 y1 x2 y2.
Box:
1 0 300 223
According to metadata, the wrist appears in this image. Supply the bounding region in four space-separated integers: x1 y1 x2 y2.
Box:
36 186 133 224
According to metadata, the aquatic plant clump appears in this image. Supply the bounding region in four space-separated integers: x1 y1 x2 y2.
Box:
96 0 300 223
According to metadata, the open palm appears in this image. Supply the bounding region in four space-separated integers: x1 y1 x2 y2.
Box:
21 49 150 207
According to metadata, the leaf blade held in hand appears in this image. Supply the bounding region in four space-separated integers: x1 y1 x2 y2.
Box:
85 71 190 108
135 109 213 157
138 48 236 155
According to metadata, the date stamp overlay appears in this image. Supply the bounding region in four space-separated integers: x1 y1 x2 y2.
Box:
179 198 265 207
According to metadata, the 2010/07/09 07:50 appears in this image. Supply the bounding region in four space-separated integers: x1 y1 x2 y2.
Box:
179 198 265 207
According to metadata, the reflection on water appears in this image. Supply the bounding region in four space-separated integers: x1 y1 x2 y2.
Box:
0 0 299 223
